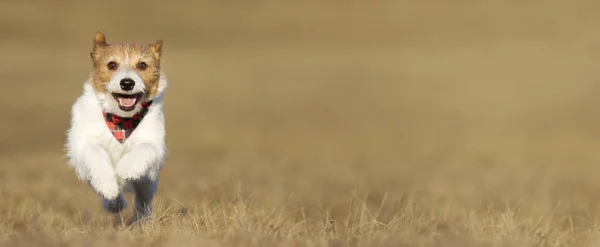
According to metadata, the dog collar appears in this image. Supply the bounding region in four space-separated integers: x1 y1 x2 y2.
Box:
103 101 153 143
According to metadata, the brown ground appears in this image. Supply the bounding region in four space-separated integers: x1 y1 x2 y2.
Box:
2 0 600 246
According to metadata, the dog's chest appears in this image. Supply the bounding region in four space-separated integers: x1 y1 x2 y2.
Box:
97 121 143 166
102 139 129 166
86 105 143 166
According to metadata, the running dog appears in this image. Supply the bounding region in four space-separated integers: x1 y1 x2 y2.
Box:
65 32 168 222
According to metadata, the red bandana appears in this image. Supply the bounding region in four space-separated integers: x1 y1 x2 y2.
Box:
103 101 153 143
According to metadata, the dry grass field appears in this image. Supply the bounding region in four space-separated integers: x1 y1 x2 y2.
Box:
3 0 600 246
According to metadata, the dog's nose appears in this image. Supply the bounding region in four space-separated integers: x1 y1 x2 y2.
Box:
120 78 135 91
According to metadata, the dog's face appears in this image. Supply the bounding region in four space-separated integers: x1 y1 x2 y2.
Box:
90 32 163 116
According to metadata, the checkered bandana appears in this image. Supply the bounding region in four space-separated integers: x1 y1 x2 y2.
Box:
103 101 153 143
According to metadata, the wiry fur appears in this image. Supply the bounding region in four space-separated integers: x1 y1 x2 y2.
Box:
65 32 168 222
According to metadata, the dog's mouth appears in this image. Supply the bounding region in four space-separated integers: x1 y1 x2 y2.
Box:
112 93 143 111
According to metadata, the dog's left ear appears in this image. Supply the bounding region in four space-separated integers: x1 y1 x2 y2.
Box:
149 40 162 57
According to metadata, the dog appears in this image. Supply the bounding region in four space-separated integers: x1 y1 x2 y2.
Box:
65 32 168 222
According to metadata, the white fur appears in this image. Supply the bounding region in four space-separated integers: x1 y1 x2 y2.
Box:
65 73 168 203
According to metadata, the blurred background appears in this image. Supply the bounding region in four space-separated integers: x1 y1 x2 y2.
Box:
2 0 600 229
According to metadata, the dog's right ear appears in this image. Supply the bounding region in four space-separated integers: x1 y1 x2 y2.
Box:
91 32 107 63
94 32 107 48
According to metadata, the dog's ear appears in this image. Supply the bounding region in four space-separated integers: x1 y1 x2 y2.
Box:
149 40 162 57
94 32 107 48
91 32 107 63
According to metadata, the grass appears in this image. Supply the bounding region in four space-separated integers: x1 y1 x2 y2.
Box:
3 191 600 247
3 154 600 247
3 190 597 247
3 0 600 246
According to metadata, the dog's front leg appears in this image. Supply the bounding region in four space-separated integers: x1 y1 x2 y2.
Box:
76 143 125 213
115 143 162 181
115 143 162 222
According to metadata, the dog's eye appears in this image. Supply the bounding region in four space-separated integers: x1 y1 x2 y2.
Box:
107 62 118 70
137 62 147 70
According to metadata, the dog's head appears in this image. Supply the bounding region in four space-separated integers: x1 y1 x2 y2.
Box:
89 32 165 117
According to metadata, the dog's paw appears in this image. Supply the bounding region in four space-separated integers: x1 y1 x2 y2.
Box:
102 194 126 213
115 155 147 181
92 179 121 200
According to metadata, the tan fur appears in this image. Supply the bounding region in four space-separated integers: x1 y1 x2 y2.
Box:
90 32 163 99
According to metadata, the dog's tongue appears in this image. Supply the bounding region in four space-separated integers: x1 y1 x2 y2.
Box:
118 97 136 108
